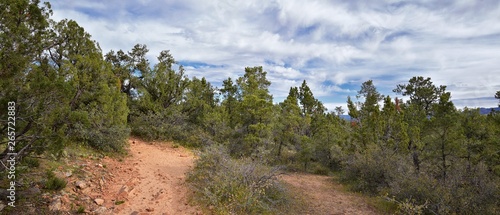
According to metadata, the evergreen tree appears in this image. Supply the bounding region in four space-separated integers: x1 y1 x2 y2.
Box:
427 92 461 181
276 87 302 158
141 50 189 111
0 0 53 166
47 19 129 152
394 76 445 173
220 77 238 128
460 108 490 173
495 91 500 107
394 76 446 116
0 0 129 168
352 80 383 148
298 80 326 117
105 44 150 98
183 77 216 125
235 66 273 155
380 96 409 152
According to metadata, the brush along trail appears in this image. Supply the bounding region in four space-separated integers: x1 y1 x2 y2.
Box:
98 138 378 215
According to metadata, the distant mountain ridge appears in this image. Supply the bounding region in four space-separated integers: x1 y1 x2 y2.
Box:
338 107 500 120
479 107 500 115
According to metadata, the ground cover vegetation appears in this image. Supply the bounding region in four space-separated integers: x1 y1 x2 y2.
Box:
1 1 499 214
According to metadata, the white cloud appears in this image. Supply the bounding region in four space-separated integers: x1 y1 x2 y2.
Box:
49 0 500 107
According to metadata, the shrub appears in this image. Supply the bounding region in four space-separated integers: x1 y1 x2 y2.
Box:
22 157 40 168
387 158 499 214
340 145 499 214
310 162 330 175
129 110 189 142
76 206 85 213
341 146 398 194
385 195 429 215
187 144 290 214
44 170 67 191
72 123 130 152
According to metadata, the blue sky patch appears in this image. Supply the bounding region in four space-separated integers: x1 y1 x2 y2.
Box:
179 61 225 69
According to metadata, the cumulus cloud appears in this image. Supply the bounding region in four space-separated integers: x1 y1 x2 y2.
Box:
49 0 500 108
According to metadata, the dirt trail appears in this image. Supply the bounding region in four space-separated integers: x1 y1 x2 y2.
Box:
98 139 377 215
280 173 379 215
100 138 199 215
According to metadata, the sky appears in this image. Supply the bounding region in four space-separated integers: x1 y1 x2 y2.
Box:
49 0 500 111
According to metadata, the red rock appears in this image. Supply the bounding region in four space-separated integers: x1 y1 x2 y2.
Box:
94 198 105 205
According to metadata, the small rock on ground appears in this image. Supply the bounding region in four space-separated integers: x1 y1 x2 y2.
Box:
94 198 105 205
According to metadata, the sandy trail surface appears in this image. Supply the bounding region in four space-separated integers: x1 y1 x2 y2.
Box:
280 173 379 215
100 138 199 215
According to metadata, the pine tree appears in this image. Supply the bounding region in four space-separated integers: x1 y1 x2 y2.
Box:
394 76 445 173
428 92 461 181
183 77 216 125
235 66 273 155
495 91 500 107
220 77 238 128
276 87 302 158
380 96 409 152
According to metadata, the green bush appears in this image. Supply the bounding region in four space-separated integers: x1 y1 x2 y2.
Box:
44 170 67 191
388 161 500 215
22 157 40 168
72 123 130 152
187 144 290 214
310 162 330 175
129 110 189 142
341 146 396 194
341 145 500 214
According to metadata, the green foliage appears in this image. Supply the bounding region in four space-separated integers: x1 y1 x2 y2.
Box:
74 124 130 152
342 145 396 194
183 77 216 125
496 91 500 107
298 80 325 116
388 161 499 214
76 206 85 213
105 44 150 97
220 77 239 128
275 87 303 159
141 49 189 110
226 66 274 156
385 195 429 215
0 0 129 166
339 77 500 214
394 76 447 115
1 0 57 166
44 171 67 191
310 162 330 175
130 107 188 141
2 2 498 213
50 19 130 152
22 157 40 168
188 144 290 214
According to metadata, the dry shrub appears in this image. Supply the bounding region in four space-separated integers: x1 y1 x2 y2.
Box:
187 144 291 214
